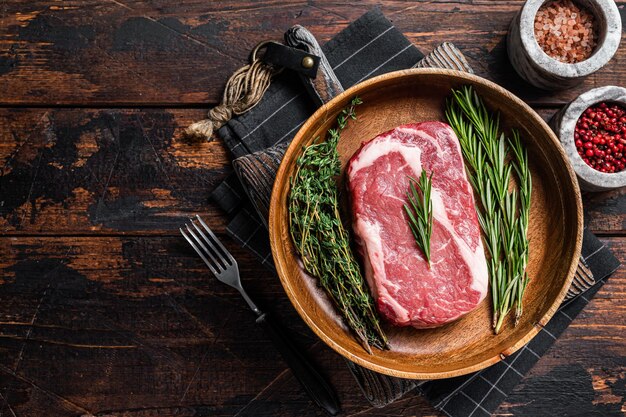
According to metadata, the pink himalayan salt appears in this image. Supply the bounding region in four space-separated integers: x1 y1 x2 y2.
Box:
534 0 597 64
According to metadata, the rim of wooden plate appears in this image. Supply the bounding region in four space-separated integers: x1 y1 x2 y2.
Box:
268 68 583 379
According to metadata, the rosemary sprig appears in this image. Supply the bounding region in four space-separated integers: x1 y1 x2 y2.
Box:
509 130 531 325
404 171 434 266
445 86 532 334
288 97 388 352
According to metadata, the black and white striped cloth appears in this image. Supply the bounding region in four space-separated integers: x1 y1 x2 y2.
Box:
210 9 620 416
211 8 423 272
420 225 618 417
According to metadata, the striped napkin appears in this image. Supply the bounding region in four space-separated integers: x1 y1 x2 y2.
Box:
210 9 620 415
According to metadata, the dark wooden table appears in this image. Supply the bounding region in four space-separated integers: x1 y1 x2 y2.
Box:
1 2 625 416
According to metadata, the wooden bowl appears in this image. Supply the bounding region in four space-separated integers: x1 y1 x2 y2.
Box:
269 69 583 379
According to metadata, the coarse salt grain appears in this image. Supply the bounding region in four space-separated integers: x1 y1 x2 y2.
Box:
534 0 597 64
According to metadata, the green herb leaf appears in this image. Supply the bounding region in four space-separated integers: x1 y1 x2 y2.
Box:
288 97 388 352
446 86 531 334
404 171 434 267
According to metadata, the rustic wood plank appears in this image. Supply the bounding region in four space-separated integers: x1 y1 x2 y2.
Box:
495 238 626 417
0 235 623 416
0 236 312 416
2 108 624 236
0 108 229 235
1 2 624 416
585 188 626 236
0 1 624 106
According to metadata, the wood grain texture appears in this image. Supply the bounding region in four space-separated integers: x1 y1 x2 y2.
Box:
269 69 583 379
232 143 288 228
1 107 623 236
0 1 625 415
0 235 623 417
0 108 227 235
284 25 344 106
0 1 625 106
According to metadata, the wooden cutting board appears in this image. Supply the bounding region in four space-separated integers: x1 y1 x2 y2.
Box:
269 68 583 379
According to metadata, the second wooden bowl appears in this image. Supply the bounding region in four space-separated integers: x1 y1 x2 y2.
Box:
269 69 583 379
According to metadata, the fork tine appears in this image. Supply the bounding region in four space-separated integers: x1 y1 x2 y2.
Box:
188 221 230 269
185 224 228 271
180 227 219 276
196 215 236 265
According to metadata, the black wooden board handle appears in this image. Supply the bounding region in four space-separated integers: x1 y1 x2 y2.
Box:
285 25 344 106
234 41 479 410
256 312 341 416
233 25 345 221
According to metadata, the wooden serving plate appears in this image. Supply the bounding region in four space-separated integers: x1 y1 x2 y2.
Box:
269 69 583 379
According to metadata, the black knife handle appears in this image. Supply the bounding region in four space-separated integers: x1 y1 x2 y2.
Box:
256 312 341 416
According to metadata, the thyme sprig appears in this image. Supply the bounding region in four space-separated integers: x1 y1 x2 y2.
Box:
404 171 434 266
445 86 532 334
288 97 388 352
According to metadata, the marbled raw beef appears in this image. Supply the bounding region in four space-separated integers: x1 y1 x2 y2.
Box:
347 121 488 328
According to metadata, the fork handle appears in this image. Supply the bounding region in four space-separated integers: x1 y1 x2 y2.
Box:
256 312 341 416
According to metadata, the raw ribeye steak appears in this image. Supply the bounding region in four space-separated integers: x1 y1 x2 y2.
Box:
347 121 488 328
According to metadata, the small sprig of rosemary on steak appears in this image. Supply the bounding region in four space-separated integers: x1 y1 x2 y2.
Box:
445 85 532 334
404 171 434 267
288 97 388 353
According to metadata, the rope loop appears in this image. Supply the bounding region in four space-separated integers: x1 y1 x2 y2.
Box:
184 41 281 141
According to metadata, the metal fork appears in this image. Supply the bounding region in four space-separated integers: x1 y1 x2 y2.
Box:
181 215 260 315
181 215 340 416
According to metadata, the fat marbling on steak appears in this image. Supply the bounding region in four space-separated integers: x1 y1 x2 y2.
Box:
346 121 488 328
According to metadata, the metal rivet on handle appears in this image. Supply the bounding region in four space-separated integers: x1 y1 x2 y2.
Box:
301 56 314 69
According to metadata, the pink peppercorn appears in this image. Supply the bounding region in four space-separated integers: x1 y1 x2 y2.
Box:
575 102 626 173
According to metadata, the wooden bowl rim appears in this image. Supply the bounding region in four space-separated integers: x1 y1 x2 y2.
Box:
269 68 583 379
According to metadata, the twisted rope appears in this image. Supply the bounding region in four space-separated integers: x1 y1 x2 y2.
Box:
185 58 279 141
